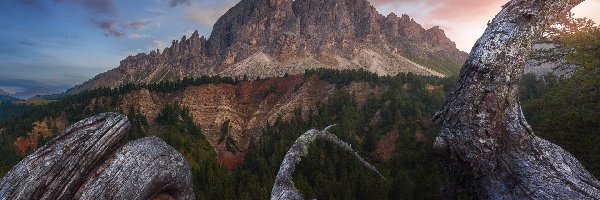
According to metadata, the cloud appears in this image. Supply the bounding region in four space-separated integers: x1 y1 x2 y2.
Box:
181 29 196 37
152 40 169 50
127 33 151 39
167 0 191 7
123 20 150 29
374 0 506 23
185 1 237 26
18 39 36 46
54 0 116 16
369 0 394 5
93 15 164 38
146 8 166 14
92 19 124 37
18 0 38 6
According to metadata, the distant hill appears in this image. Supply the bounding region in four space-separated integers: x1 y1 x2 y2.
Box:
0 89 9 96
12 87 61 100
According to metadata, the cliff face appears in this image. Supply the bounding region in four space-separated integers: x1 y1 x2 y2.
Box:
116 75 387 169
120 75 330 157
11 74 393 170
69 0 467 93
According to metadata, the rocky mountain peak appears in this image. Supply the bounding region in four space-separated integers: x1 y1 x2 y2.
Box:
69 0 468 94
425 26 457 49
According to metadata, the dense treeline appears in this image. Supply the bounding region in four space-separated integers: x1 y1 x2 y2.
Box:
304 68 455 92
0 101 33 121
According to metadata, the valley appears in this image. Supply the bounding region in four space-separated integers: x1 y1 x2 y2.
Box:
0 0 598 199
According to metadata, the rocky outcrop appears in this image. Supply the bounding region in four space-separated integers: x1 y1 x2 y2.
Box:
119 75 332 165
0 113 194 200
69 0 468 94
433 0 600 199
271 125 383 200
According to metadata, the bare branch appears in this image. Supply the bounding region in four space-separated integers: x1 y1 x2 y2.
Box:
271 125 384 200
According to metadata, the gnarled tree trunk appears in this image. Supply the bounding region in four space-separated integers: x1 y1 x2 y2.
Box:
0 113 194 200
433 0 600 199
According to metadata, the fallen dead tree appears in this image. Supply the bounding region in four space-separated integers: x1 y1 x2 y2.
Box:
433 0 600 199
0 113 194 200
270 125 384 200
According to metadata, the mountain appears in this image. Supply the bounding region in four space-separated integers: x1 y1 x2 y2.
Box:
0 89 9 96
68 0 468 94
12 87 61 100
0 89 16 102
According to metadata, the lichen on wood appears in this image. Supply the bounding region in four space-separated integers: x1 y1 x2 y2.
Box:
433 0 600 199
270 125 384 200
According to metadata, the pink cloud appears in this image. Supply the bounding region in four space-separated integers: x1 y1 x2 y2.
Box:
428 0 506 22
372 0 506 23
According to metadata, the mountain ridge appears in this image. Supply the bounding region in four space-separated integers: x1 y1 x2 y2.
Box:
69 0 468 94
12 87 62 100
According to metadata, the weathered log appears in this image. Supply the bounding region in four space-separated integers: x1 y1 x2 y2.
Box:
0 113 194 200
76 136 194 200
433 0 600 199
270 125 384 200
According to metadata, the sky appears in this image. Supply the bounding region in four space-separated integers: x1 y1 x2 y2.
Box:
0 0 598 93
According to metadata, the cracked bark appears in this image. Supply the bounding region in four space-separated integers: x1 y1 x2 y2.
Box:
433 0 600 199
0 113 194 200
270 125 384 200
